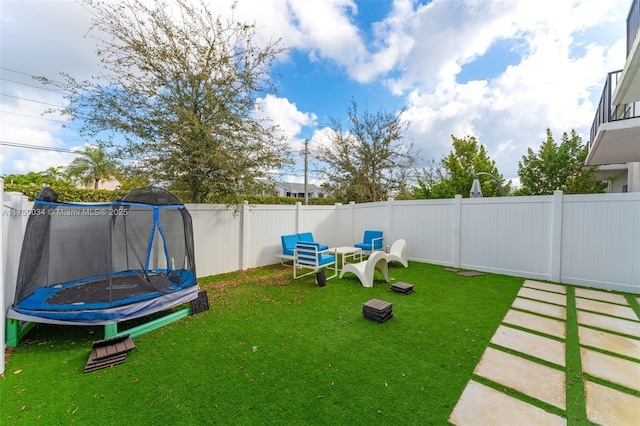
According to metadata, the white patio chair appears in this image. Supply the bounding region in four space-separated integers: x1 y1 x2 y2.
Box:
339 250 389 288
293 242 337 280
386 239 408 267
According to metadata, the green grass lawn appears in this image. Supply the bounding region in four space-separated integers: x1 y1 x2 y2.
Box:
2 263 525 425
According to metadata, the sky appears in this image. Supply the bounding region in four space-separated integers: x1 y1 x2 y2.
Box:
0 0 630 187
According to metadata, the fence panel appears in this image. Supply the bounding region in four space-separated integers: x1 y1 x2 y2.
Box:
350 201 391 247
459 197 554 280
559 193 640 293
297 204 339 246
391 199 456 266
187 204 242 277
244 204 298 269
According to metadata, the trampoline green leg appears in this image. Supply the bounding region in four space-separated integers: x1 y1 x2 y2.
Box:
6 319 36 348
103 307 192 340
104 323 118 339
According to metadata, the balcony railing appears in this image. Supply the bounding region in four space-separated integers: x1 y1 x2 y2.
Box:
590 71 621 150
628 0 639 56
589 69 640 151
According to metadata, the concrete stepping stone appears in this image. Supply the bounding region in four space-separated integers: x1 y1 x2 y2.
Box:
584 380 640 426
502 309 566 339
576 298 638 321
518 287 566 306
449 380 567 426
512 297 566 320
575 288 628 305
579 326 640 361
523 280 566 294
577 311 640 338
491 325 565 366
473 347 566 409
581 348 640 392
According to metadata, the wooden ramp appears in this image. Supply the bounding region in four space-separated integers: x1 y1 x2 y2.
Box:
84 334 136 373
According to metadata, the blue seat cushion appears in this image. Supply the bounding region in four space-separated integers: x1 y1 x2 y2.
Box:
318 254 335 266
298 232 328 251
355 230 383 250
281 234 299 256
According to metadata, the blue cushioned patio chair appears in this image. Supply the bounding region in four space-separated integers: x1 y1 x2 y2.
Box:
354 230 384 254
278 234 299 265
293 242 337 280
297 232 329 251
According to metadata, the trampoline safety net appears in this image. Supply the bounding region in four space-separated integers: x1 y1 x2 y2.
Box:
9 186 198 325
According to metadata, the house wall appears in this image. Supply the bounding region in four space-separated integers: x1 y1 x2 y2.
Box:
629 162 640 192
609 171 629 193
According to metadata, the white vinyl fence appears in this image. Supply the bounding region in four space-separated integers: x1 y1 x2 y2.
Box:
2 181 640 374
186 192 639 295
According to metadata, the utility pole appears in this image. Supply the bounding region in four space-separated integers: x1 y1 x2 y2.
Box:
304 139 309 205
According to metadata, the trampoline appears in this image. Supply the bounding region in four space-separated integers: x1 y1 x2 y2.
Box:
8 186 198 326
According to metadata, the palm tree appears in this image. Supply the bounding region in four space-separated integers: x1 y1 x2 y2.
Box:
66 142 120 189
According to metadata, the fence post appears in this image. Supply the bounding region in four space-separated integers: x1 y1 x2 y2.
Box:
4 192 21 310
1 179 5 375
349 201 356 244
295 201 302 233
387 197 394 247
241 201 250 270
550 190 564 283
453 195 462 268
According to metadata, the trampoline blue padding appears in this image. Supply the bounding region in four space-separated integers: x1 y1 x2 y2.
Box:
8 284 199 325
13 269 195 312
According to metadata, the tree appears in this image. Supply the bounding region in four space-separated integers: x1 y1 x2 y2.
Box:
66 142 120 189
39 0 290 203
517 129 606 195
414 135 511 198
411 159 447 199
314 100 417 203
114 165 151 191
2 168 72 187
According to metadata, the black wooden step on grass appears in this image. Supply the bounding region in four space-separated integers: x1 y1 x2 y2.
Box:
391 282 414 295
363 299 393 323
84 334 136 373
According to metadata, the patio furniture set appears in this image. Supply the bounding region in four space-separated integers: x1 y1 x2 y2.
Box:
279 230 408 287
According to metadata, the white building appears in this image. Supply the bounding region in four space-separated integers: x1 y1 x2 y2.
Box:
586 0 640 192
275 182 327 199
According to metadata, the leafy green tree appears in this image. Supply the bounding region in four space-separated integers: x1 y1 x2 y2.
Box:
415 135 510 198
516 129 606 195
314 100 417 203
2 169 71 187
39 0 290 203
66 142 120 189
411 159 447 199
114 165 151 191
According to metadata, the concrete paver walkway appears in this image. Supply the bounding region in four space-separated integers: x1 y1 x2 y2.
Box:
449 280 640 426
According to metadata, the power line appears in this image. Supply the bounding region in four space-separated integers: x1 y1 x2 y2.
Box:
0 66 66 86
0 110 74 126
0 140 83 154
0 77 67 94
0 93 64 108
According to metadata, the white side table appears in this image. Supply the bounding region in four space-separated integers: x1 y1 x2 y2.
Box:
332 246 363 271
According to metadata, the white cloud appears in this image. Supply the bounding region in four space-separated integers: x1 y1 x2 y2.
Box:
393 0 629 179
254 94 317 145
0 87 79 175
